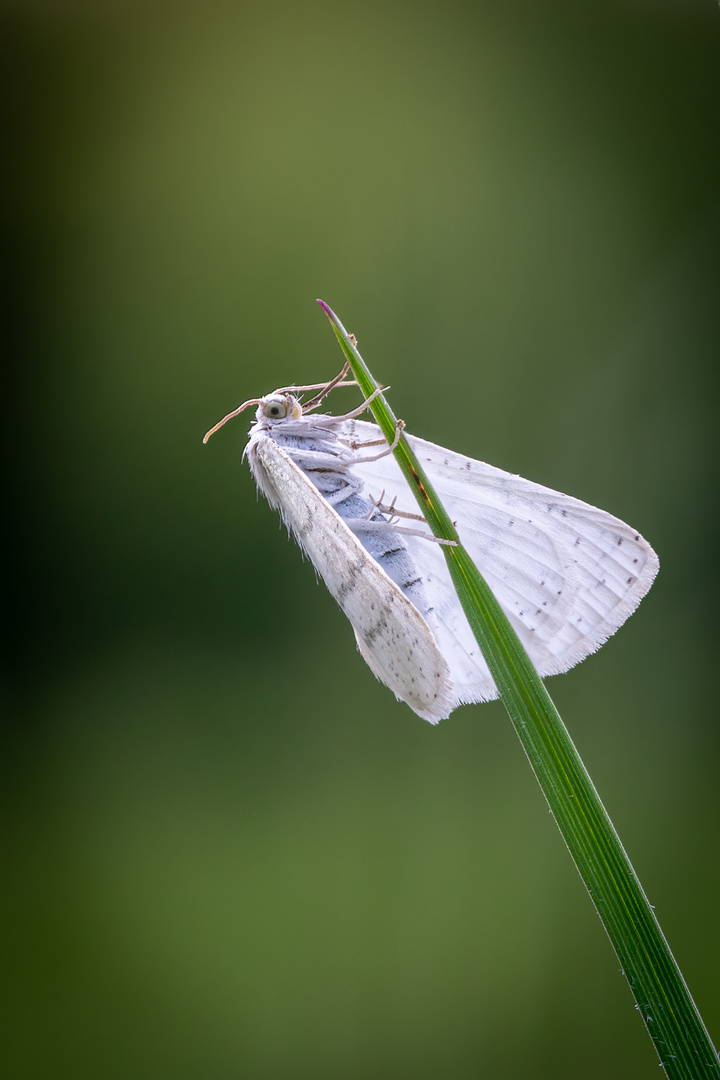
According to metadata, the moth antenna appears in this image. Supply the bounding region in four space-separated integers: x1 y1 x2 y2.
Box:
202 399 261 443
274 378 356 399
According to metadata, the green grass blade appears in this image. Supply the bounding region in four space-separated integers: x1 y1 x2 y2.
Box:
317 299 720 1080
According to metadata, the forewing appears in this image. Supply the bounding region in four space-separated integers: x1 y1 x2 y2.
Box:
250 434 454 723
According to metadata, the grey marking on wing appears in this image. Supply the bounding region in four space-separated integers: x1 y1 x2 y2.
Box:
335 557 365 602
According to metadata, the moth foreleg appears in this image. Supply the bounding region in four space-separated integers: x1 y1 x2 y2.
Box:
298 361 359 413
328 384 389 423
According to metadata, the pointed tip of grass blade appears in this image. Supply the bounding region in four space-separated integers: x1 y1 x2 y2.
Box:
316 299 353 351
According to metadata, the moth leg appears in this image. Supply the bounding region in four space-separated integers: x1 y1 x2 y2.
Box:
391 526 458 547
347 517 458 547
383 516 458 546
370 493 458 533
287 448 352 471
352 420 406 463
370 493 426 523
364 489 387 520
322 473 365 507
296 335 359 412
327 384 390 424
299 361 360 413
340 435 388 450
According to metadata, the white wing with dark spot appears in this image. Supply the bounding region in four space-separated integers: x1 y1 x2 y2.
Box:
343 418 659 705
209 384 658 722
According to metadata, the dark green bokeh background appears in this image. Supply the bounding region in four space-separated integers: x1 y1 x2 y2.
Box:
5 2 719 1077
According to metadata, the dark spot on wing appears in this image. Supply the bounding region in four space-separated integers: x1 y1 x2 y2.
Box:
336 559 362 602
362 615 388 647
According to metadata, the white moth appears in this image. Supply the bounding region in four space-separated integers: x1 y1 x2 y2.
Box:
204 370 659 723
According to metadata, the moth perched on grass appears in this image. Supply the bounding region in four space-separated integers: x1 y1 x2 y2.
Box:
203 364 658 723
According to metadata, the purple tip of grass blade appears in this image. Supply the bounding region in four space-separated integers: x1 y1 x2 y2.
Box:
317 299 352 343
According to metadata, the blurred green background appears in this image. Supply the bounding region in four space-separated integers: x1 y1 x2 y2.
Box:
5 1 719 1077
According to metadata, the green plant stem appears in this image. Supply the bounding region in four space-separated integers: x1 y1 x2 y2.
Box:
317 299 720 1080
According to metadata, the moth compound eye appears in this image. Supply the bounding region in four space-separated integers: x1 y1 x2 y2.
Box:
263 399 287 419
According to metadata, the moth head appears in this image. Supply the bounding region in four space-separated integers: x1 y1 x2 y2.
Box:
258 393 303 422
202 388 304 444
